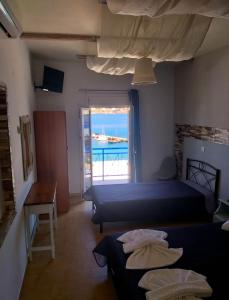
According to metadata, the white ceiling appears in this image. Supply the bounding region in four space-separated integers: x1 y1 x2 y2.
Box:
7 0 229 61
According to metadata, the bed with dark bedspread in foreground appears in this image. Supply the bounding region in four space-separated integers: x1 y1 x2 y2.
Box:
93 222 229 300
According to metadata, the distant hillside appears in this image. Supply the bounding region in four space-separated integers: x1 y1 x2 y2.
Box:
91 107 129 114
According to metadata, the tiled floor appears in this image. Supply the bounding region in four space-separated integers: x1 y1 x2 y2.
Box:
19 199 201 300
20 199 118 300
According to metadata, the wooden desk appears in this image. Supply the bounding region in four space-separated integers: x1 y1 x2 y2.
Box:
24 182 57 260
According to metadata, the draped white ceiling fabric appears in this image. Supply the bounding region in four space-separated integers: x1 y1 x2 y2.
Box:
107 0 229 19
86 56 156 75
86 56 136 75
97 8 212 61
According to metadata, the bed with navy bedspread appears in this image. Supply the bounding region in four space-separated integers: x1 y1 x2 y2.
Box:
93 222 229 299
91 159 220 232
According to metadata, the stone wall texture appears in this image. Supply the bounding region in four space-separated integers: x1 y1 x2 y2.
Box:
0 86 15 246
175 124 229 178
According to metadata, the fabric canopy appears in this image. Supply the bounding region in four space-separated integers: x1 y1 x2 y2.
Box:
86 56 156 75
86 56 136 75
107 0 229 19
98 8 211 61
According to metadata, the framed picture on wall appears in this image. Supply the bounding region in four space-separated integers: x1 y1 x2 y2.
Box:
20 115 33 180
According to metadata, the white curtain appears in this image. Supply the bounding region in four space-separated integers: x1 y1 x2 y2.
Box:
97 8 211 61
107 0 229 19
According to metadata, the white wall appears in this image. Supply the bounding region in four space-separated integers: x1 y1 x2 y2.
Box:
138 70 175 181
32 59 175 193
0 39 35 300
175 46 229 195
175 45 229 128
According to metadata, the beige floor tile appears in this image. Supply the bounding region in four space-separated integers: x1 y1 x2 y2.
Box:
20 201 117 300
20 199 201 300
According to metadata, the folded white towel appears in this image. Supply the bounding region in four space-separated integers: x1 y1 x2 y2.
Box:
146 292 202 300
139 269 212 300
123 235 168 254
117 229 168 243
221 220 229 231
126 245 183 269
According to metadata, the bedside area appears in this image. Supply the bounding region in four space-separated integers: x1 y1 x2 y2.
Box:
214 199 229 222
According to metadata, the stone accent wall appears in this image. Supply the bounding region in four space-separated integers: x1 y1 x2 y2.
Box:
175 124 229 178
0 86 15 246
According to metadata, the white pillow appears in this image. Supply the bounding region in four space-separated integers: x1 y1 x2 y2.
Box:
221 220 229 231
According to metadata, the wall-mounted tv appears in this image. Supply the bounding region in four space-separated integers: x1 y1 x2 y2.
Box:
42 65 64 93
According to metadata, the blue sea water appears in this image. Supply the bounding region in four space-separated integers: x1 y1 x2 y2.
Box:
91 113 129 161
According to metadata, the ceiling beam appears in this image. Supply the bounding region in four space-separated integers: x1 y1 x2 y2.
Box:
21 32 98 42
21 32 179 43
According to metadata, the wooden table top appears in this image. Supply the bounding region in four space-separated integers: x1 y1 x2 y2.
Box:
24 182 56 206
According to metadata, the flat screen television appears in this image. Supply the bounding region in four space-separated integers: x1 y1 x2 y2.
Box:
42 66 64 93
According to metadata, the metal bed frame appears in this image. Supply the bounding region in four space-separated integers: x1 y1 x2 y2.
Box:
186 158 220 206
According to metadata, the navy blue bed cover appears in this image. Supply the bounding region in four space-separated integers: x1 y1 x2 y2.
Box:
93 222 229 300
91 180 212 224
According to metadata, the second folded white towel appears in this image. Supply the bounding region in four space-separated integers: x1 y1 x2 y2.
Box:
139 269 212 300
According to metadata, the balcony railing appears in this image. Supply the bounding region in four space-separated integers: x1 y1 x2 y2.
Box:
92 147 129 181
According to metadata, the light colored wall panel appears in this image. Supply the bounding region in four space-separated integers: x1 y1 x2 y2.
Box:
32 59 175 193
0 39 35 300
175 45 229 128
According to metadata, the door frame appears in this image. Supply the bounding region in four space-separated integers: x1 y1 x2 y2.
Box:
79 107 93 197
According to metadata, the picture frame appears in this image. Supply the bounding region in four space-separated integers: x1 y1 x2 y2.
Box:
20 115 33 180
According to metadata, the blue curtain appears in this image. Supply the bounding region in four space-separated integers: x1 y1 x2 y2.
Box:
128 89 142 182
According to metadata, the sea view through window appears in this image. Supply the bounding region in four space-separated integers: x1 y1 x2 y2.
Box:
91 107 130 183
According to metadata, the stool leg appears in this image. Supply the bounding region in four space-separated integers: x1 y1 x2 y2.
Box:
25 208 32 261
49 211 55 259
53 200 58 229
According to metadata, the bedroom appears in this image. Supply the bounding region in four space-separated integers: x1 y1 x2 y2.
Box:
0 1 229 300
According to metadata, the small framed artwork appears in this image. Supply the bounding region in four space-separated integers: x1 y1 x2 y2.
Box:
20 115 33 180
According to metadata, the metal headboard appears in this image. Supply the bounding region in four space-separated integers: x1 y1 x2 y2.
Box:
186 158 220 203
